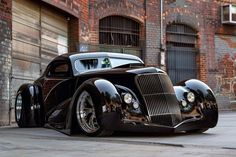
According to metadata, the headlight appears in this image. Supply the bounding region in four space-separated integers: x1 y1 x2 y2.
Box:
187 92 195 103
181 99 187 107
132 101 139 109
180 99 193 113
123 93 132 104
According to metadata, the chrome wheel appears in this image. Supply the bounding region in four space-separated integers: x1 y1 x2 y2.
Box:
15 94 22 122
76 91 100 133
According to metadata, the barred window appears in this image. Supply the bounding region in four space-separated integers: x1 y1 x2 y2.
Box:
99 16 140 47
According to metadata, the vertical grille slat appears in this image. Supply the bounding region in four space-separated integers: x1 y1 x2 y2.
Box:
136 73 181 126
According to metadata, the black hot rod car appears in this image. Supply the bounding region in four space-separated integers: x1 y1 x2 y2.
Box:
15 52 218 136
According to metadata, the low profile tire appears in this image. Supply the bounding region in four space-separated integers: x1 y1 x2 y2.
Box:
15 85 44 128
15 92 30 128
186 128 209 134
76 89 113 137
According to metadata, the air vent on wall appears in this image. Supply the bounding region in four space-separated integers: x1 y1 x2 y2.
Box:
222 4 236 24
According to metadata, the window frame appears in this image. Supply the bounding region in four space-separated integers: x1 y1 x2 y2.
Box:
45 60 73 78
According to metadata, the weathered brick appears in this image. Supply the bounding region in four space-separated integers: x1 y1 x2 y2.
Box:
0 0 11 125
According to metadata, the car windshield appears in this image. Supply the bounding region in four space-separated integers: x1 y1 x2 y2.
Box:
74 57 142 73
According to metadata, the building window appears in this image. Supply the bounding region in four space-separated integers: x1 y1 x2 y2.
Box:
99 16 140 47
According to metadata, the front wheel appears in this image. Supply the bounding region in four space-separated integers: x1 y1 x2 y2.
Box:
76 90 113 136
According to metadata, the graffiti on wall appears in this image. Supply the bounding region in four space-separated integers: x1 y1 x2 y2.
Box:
214 35 236 99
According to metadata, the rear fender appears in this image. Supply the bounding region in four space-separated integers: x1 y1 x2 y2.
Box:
16 83 44 126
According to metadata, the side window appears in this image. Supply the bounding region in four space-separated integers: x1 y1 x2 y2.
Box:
47 62 71 78
74 58 111 73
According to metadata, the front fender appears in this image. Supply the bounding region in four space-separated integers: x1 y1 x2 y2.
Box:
66 78 122 134
175 79 218 128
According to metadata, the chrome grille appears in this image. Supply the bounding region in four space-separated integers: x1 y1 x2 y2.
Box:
136 73 181 126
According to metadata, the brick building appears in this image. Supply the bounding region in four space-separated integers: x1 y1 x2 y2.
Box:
0 0 236 125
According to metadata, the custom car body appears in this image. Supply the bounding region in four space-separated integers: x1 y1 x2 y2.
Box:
15 52 218 136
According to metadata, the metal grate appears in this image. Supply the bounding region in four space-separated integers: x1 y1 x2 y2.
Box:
136 74 181 126
166 24 198 85
136 74 175 95
99 16 140 47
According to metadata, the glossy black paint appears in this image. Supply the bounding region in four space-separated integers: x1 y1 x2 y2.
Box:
175 79 218 128
15 52 218 135
15 84 44 127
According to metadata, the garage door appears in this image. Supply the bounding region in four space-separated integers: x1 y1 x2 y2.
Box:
11 0 68 116
41 6 68 70
12 0 41 108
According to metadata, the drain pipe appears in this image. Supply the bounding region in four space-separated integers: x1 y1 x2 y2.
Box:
160 0 163 47
160 0 165 67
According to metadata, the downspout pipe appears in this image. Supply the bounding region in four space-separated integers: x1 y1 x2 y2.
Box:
160 0 164 49
160 0 165 67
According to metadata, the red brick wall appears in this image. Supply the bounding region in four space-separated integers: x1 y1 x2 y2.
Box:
0 0 12 125
162 0 219 83
145 0 160 66
68 16 79 53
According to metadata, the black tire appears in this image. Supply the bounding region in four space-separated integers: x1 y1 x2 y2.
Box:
15 85 44 128
75 87 113 137
186 128 209 134
15 92 28 128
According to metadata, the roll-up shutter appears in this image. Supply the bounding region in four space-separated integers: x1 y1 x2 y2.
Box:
12 0 41 105
166 24 198 85
41 6 68 70
11 0 68 119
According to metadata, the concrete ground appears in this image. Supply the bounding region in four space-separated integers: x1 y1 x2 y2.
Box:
0 111 236 157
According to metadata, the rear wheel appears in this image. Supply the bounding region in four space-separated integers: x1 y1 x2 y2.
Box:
76 90 113 136
15 85 44 128
15 93 26 127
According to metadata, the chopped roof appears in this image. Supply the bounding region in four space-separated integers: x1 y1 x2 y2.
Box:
53 52 143 63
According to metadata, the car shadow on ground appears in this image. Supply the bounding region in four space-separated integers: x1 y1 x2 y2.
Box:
0 126 217 140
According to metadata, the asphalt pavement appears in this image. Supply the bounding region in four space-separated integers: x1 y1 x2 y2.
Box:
0 111 235 157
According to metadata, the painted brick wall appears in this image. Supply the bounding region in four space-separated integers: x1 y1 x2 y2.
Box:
162 0 236 103
0 0 12 125
214 35 236 99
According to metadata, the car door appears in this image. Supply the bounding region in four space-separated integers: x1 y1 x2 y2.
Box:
43 60 76 124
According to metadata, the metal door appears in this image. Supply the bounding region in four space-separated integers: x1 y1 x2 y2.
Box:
166 24 198 85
